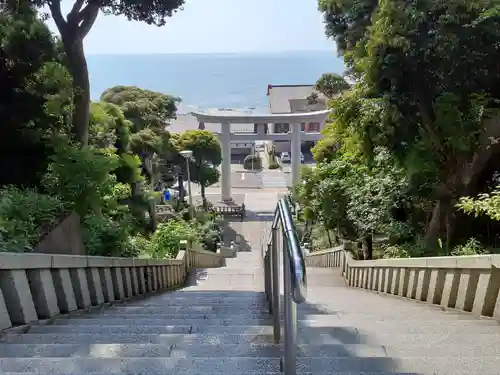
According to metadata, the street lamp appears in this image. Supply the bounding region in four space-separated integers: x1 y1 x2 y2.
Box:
180 150 194 219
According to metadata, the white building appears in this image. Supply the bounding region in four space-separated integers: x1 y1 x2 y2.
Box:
189 109 331 203
167 84 330 158
266 84 328 153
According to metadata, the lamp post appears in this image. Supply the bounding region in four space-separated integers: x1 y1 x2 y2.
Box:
180 150 194 219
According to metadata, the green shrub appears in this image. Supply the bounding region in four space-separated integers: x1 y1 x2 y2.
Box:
83 213 137 257
451 238 488 256
268 161 280 169
0 186 65 252
199 221 223 252
243 154 262 170
42 143 128 217
128 234 154 258
149 220 198 258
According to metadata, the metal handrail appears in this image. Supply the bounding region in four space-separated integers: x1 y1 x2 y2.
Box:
263 196 307 375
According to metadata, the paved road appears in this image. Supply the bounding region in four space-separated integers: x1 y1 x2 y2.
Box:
197 170 289 190
261 171 288 189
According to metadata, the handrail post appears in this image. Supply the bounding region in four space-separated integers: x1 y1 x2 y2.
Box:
282 236 297 375
271 225 280 344
264 251 271 311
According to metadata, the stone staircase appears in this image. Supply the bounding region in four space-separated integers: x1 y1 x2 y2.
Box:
1 253 500 374
1 192 500 374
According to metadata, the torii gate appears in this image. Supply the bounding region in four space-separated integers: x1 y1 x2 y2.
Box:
190 109 331 202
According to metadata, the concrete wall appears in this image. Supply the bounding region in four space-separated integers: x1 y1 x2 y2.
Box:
34 212 85 256
0 245 226 331
306 245 500 319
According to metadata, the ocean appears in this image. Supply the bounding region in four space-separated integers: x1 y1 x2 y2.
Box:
87 51 345 114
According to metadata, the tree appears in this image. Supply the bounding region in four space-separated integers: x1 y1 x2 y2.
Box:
313 73 350 99
101 86 180 183
101 86 180 133
177 130 222 207
318 0 378 67
318 0 500 249
33 1 185 146
0 3 72 187
361 0 500 248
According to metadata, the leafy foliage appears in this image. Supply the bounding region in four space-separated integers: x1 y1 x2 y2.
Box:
101 86 180 132
305 0 500 257
176 130 222 204
0 186 65 252
0 5 72 187
313 73 350 98
243 154 262 170
458 187 500 221
149 220 198 258
0 8 221 260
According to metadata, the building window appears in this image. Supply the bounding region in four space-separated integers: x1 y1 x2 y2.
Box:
306 122 320 132
300 123 305 131
274 123 290 133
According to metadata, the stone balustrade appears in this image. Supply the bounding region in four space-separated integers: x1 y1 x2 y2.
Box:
0 245 225 331
306 245 500 319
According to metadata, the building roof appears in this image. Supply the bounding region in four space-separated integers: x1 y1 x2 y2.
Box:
289 98 327 113
267 84 327 114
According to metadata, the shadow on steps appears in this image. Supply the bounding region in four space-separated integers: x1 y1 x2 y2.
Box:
0 288 422 374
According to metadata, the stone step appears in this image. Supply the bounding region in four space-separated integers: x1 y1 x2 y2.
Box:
76 313 276 320
297 315 499 328
116 298 267 306
110 302 268 309
49 315 498 330
0 356 498 373
26 320 500 335
0 342 496 359
0 333 277 345
27 325 192 335
107 306 270 314
49 317 274 326
333 311 497 322
158 291 266 298
88 304 490 321
0 343 371 358
0 372 420 375
4 331 500 347
73 311 493 324
27 324 274 335
170 343 500 358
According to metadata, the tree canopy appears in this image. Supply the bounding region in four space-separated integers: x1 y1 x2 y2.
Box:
25 0 185 146
0 4 72 187
176 130 222 206
297 0 500 257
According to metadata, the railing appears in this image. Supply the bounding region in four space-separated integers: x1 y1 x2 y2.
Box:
0 242 227 331
263 197 307 375
306 244 500 319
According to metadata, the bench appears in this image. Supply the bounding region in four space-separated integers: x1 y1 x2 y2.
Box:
208 203 246 221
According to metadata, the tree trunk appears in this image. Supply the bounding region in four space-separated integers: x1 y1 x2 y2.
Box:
176 175 184 212
324 224 333 247
362 235 373 260
201 184 207 209
424 197 455 251
63 36 90 146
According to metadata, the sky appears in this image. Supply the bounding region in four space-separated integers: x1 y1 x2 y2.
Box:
46 0 335 54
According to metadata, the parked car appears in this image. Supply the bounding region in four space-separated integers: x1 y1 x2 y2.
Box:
254 142 265 151
280 152 291 163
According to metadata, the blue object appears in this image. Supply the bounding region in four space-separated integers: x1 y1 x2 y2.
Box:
163 190 171 201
